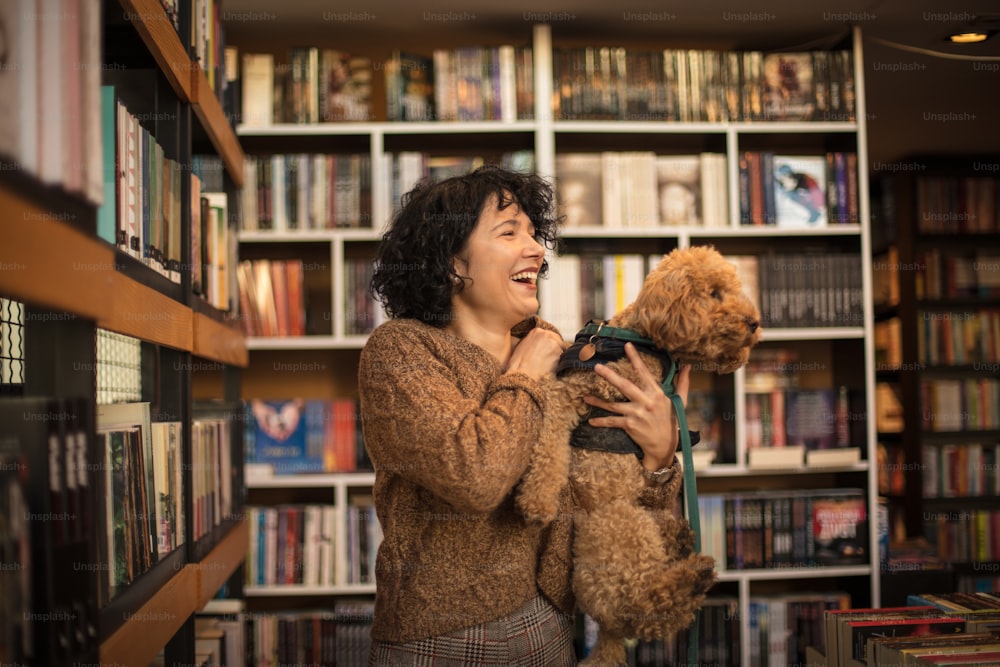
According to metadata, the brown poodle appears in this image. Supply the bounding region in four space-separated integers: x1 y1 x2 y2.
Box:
518 245 761 666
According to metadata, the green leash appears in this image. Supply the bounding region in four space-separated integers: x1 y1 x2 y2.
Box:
575 322 703 663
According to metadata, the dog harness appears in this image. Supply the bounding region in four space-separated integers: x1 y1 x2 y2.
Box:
557 333 700 457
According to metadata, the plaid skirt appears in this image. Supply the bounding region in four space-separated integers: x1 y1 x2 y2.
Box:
368 594 576 666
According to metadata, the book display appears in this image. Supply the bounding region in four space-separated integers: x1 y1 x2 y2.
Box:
224 20 878 665
872 157 1000 601
0 1 248 665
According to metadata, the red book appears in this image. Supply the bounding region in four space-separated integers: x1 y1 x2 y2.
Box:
847 616 966 663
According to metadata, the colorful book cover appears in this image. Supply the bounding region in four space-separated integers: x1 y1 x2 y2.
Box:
812 491 867 565
785 389 836 449
248 399 323 474
772 155 828 227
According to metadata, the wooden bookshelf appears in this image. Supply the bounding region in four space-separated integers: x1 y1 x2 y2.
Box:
0 2 248 664
99 522 250 666
193 312 249 366
118 0 245 186
193 519 251 609
229 23 878 665
0 184 114 321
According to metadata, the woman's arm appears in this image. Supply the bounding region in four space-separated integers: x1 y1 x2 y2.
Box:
358 324 550 513
582 344 691 509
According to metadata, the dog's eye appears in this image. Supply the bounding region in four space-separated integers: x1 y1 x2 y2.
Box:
711 289 723 301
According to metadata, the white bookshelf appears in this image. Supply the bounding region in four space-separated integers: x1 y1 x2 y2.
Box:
232 23 879 665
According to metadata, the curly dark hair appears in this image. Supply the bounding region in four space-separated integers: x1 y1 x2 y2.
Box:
370 165 561 326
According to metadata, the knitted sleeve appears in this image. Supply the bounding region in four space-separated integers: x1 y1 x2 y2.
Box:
637 456 683 510
359 322 547 514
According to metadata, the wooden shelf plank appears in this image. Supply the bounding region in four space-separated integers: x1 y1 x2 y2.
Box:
118 0 193 101
98 271 192 350
193 520 250 608
118 0 244 187
0 185 113 320
193 313 248 367
99 566 199 667
192 70 245 188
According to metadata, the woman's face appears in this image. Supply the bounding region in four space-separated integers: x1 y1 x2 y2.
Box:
451 194 545 329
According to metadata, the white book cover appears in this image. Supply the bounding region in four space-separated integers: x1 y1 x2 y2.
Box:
539 253 581 340
555 153 602 227
322 504 339 586
626 151 658 227
302 505 321 587
62 0 83 195
656 155 701 226
264 507 278 586
16 0 38 174
151 423 170 556
0 1 27 166
37 0 64 185
600 152 622 228
700 153 728 227
396 151 426 214
772 155 828 227
242 53 274 127
498 45 517 122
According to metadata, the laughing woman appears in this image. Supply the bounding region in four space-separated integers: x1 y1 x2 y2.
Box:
358 166 689 666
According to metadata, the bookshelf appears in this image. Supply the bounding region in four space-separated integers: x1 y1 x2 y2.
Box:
0 1 248 665
872 156 1000 601
226 22 878 666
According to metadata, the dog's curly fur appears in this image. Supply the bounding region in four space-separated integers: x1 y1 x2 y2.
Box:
518 245 762 667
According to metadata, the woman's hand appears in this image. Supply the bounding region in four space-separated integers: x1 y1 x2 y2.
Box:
583 343 691 472
506 328 567 382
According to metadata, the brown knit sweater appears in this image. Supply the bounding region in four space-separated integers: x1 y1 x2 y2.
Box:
357 315 683 642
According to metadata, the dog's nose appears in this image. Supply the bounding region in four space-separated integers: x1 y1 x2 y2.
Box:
745 317 759 333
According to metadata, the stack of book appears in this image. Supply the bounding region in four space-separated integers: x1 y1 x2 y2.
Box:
814 592 1000 666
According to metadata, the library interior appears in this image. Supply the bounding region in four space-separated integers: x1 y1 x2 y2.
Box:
1 0 1000 665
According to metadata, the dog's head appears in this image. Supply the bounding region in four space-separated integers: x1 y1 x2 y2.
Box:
628 245 761 374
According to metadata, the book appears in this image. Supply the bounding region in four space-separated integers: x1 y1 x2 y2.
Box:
242 53 274 126
0 404 33 664
811 491 868 565
0 0 38 175
655 155 701 225
824 606 941 667
785 389 836 450
385 51 435 121
845 616 966 664
97 402 157 595
872 631 1000 667
555 154 603 227
773 155 828 227
247 399 367 475
761 52 817 121
150 421 185 557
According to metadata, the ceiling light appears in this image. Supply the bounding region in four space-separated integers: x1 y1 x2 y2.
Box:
948 31 990 44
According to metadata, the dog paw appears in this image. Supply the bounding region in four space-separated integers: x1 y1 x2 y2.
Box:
514 494 560 526
690 554 718 597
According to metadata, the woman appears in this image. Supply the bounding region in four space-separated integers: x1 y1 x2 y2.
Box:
358 165 690 666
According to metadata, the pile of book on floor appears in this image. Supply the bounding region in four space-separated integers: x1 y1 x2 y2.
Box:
812 591 1000 666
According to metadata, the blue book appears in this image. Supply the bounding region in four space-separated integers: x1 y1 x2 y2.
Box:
247 399 323 474
96 85 117 244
